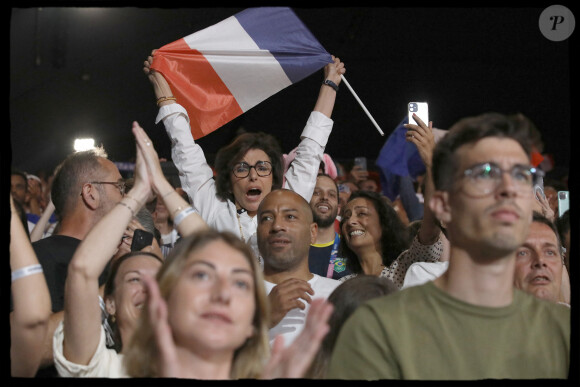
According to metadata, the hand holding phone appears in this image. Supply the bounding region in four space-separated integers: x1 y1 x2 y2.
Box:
131 229 154 251
408 102 429 126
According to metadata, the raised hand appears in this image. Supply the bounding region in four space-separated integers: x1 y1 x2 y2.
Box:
404 114 435 168
141 273 181 378
324 55 346 86
262 298 333 379
132 121 167 195
143 50 175 104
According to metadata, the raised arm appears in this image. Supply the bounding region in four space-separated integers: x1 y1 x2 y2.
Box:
404 115 440 245
29 199 55 242
10 194 52 376
143 52 222 222
284 56 346 201
132 121 208 237
62 135 153 365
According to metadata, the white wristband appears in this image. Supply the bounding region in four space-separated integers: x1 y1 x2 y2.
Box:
12 264 43 282
173 207 196 227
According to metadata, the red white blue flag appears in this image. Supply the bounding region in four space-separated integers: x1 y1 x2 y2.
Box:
151 7 332 139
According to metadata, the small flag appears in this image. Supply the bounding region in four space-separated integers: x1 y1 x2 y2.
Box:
151 7 332 139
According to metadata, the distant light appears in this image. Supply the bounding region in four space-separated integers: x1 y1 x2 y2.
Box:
74 138 95 152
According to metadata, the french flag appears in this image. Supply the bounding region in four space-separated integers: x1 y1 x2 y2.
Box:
376 116 427 201
151 7 332 139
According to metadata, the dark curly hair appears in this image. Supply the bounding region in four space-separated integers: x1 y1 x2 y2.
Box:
213 132 284 203
339 190 409 274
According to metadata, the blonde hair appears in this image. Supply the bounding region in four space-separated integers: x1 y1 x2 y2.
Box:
123 229 270 378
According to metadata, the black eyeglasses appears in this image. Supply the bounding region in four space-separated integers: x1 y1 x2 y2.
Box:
232 161 273 178
87 179 126 196
460 162 536 197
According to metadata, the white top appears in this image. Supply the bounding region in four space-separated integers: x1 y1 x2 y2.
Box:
53 321 128 378
264 274 340 347
160 228 179 246
339 234 445 288
157 104 333 260
401 261 449 289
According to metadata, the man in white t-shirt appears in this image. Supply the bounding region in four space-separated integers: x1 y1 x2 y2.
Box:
257 189 340 346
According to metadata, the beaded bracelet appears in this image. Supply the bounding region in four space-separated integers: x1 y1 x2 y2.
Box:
12 264 43 282
173 206 197 227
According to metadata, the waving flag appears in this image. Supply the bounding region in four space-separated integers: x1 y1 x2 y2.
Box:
151 7 332 139
376 117 448 201
376 117 427 201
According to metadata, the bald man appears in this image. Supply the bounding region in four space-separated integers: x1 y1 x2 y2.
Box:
257 189 340 346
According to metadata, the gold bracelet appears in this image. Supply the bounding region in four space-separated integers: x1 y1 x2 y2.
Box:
172 205 184 217
156 96 177 106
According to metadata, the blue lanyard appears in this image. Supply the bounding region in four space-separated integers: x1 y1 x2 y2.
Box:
326 232 340 277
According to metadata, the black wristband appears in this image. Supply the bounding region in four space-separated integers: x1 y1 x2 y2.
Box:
322 79 339 92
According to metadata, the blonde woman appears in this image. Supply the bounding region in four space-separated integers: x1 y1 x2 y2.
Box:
125 229 333 379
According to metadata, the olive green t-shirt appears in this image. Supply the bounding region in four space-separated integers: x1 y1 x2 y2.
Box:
327 281 570 380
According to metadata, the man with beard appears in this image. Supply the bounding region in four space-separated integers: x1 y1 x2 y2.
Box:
308 174 352 280
257 189 340 347
328 112 570 380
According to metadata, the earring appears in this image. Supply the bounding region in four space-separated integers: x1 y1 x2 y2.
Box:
111 314 116 323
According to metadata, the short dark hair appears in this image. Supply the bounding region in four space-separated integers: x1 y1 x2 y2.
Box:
316 173 338 194
11 168 28 188
306 275 397 378
213 132 284 203
339 190 409 272
51 147 108 218
432 112 532 192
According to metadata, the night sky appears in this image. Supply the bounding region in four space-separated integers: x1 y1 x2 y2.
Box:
10 6 574 183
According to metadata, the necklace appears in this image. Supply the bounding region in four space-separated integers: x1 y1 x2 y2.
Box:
236 211 245 242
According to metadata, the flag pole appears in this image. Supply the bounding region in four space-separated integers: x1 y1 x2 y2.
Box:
340 75 384 136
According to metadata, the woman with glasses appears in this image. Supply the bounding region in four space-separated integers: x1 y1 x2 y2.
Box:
143 52 345 261
54 122 333 378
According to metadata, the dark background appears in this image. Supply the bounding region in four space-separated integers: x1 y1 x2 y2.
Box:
9 6 574 183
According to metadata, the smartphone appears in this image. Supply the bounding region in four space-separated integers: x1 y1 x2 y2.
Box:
131 229 154 251
558 191 569 217
408 102 429 126
354 157 367 171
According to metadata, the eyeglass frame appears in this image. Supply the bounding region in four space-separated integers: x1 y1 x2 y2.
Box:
82 179 126 196
231 161 273 178
458 162 537 197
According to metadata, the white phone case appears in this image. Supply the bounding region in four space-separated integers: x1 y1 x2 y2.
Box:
408 102 429 126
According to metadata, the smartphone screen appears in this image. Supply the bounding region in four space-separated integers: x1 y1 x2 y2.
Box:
354 157 367 171
558 191 569 217
408 102 429 126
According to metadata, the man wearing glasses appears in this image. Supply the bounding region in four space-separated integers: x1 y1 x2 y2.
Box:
30 147 125 376
328 113 570 380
